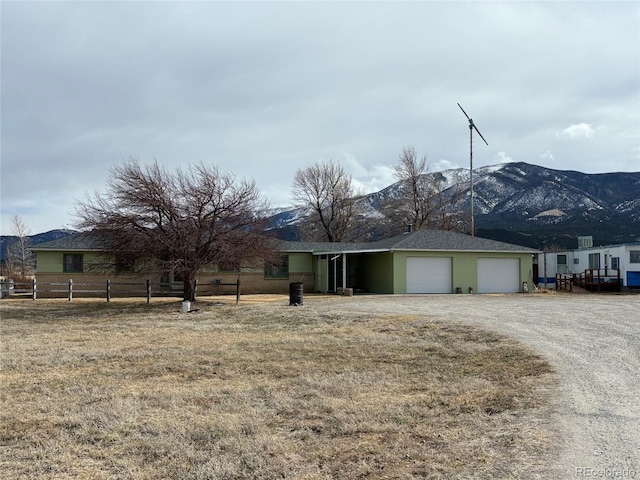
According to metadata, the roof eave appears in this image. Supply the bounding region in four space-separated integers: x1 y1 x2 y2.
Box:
391 248 541 254
311 248 391 255
30 247 105 252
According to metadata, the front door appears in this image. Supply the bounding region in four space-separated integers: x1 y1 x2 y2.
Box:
328 256 343 293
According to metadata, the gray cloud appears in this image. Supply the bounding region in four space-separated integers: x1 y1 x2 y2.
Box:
1 1 638 233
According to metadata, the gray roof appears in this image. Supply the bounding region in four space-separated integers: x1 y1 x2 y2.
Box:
29 233 105 251
33 230 539 254
282 230 539 254
279 240 370 252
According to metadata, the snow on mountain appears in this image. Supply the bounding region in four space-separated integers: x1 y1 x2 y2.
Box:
8 163 638 253
268 161 640 248
532 209 566 218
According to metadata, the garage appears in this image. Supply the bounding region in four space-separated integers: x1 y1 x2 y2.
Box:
477 258 520 293
627 272 640 288
406 257 452 293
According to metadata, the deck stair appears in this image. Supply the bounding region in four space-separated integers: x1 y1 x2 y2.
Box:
555 273 574 292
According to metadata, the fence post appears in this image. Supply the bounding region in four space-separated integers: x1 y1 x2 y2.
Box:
106 279 111 302
193 279 198 301
146 279 151 304
32 278 37 300
236 278 240 305
68 279 73 301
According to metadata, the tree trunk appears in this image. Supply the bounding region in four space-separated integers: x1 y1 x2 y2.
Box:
183 272 196 302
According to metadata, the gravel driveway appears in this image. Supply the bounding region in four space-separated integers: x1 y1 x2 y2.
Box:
303 293 640 478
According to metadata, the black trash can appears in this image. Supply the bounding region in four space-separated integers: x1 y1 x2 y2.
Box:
289 282 303 305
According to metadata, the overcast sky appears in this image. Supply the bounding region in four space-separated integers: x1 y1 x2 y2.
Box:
1 1 639 235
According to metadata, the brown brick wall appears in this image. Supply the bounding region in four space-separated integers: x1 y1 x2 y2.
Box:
196 273 314 295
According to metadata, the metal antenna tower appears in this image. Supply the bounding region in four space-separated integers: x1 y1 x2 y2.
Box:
457 103 488 236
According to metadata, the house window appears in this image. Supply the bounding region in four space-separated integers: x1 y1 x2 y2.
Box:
63 254 83 273
611 257 620 269
630 251 640 264
588 253 600 269
115 254 136 273
265 256 289 279
161 271 183 285
556 254 568 273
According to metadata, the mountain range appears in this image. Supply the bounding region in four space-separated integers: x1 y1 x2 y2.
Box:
2 162 639 259
268 161 640 249
0 229 77 263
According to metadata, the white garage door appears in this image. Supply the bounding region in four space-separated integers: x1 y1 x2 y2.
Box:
406 257 452 294
477 258 520 293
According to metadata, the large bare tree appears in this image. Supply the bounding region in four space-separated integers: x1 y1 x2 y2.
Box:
3 214 36 278
291 159 360 242
76 159 276 301
384 146 466 234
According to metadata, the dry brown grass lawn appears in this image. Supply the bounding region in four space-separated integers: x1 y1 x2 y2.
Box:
0 296 558 479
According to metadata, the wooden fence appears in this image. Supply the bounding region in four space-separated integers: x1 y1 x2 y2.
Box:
0 278 241 304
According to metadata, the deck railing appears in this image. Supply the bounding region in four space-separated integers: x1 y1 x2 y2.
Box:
554 269 622 293
575 269 621 292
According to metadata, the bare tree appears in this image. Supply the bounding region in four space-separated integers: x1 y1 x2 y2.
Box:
291 159 359 242
429 168 468 232
4 214 35 278
75 159 276 301
384 146 466 234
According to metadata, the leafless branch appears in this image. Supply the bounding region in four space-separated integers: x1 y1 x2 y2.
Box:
75 159 276 300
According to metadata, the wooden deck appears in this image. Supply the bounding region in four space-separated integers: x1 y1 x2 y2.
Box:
556 269 622 293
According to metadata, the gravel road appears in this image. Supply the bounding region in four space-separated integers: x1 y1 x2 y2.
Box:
304 293 640 478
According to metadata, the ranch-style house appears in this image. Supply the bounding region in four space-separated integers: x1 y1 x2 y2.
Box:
30 230 538 297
